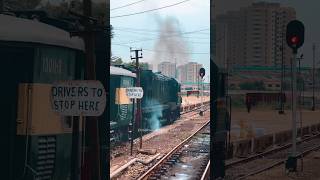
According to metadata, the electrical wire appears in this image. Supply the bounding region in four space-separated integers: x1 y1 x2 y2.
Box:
111 0 193 18
113 28 209 45
113 44 209 54
111 0 149 11
114 26 209 33
113 28 210 39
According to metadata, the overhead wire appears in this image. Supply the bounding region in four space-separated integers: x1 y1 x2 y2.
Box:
111 0 149 11
113 28 210 39
112 28 209 45
111 0 193 18
113 44 209 54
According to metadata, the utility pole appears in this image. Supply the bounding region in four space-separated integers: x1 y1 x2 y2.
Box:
82 0 100 179
0 0 4 12
68 0 107 179
131 48 143 149
312 43 316 111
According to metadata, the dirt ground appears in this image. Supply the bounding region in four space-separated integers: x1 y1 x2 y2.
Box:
230 108 320 140
247 150 320 180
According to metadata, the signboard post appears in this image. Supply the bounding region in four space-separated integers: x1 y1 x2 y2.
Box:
126 87 144 155
51 80 106 180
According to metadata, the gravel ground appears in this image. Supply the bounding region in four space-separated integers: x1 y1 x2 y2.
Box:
247 150 320 180
230 109 320 141
110 110 210 180
182 96 210 106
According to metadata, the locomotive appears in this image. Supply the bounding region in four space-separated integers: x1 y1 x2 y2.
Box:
110 66 182 145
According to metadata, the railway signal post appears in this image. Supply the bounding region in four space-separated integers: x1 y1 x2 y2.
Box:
285 20 305 172
199 68 205 116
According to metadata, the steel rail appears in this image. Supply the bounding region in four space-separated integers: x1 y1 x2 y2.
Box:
236 143 320 180
226 132 320 168
200 160 210 180
225 132 320 179
137 120 210 180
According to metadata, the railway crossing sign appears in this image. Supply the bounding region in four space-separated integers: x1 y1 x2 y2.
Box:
126 87 144 99
51 80 106 116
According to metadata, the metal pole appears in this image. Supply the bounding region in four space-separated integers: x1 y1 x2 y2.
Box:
312 44 316 111
131 49 143 149
82 0 100 179
299 57 303 139
130 99 135 156
279 32 285 114
71 116 81 180
291 51 298 158
202 77 204 109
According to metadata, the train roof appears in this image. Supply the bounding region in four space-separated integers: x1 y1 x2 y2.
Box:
0 14 85 51
110 66 136 78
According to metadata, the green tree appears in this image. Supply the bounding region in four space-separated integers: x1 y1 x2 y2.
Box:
111 56 123 65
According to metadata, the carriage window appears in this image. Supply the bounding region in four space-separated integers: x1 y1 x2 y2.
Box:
122 77 133 87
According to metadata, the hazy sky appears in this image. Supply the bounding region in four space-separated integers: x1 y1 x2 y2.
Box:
215 0 320 67
111 0 210 81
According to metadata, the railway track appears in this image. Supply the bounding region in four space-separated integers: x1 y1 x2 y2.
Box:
181 101 210 115
225 133 320 180
137 120 210 180
111 103 210 150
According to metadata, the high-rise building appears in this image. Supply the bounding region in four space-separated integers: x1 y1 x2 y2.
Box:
215 2 296 68
158 61 176 78
177 62 203 83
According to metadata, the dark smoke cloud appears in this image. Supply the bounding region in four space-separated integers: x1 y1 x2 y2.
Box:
152 16 190 69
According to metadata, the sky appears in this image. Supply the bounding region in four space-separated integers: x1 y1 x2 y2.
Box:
215 0 320 67
110 0 210 82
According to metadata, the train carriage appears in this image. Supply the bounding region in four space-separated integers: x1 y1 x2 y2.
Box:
1 14 85 180
110 66 136 144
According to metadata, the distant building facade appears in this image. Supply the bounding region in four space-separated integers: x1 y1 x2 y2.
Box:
158 61 176 78
177 62 203 84
215 2 296 68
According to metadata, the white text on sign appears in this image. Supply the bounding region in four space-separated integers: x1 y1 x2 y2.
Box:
126 87 144 99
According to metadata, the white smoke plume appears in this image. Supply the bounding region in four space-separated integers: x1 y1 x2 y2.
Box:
145 99 162 130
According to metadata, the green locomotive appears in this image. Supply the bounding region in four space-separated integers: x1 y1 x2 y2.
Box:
110 66 181 145
140 70 181 129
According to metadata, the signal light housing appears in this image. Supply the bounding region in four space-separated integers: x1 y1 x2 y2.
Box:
286 20 304 53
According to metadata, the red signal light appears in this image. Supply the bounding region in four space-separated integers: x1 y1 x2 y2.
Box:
291 36 299 44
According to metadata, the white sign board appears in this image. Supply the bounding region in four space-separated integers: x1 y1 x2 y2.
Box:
51 80 106 116
126 87 144 99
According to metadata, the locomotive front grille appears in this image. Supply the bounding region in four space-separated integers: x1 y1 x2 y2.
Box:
36 136 56 180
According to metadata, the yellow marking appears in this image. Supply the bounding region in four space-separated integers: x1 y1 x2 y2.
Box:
16 83 83 135
115 88 132 105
